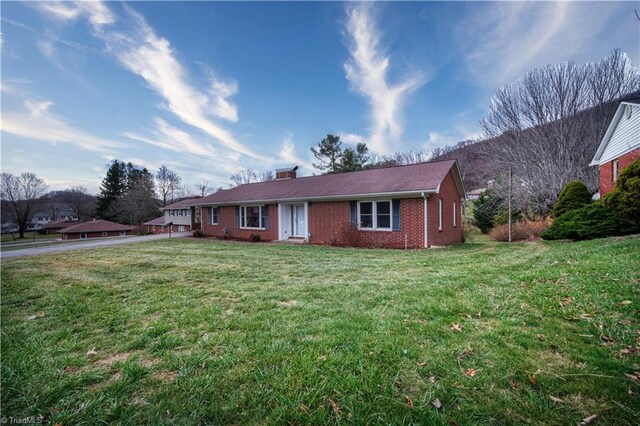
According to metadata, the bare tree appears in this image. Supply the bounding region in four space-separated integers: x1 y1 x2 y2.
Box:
62 186 95 221
230 168 258 186
480 49 640 216
1 172 48 238
230 168 279 186
156 165 182 206
196 180 211 197
259 171 275 182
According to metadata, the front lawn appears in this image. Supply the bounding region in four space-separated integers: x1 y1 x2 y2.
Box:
1 237 639 424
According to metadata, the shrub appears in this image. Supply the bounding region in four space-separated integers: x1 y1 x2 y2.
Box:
249 234 261 242
192 229 204 238
541 202 634 241
135 225 152 236
553 180 592 218
604 158 640 228
489 220 549 242
472 190 504 233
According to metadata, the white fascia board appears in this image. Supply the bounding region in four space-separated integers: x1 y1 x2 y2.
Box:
590 103 626 166
193 189 438 207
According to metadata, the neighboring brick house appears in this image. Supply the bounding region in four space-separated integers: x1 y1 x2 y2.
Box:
43 219 77 235
187 160 465 248
590 98 640 197
144 197 201 233
58 219 135 240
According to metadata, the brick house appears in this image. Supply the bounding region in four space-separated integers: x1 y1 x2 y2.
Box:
187 160 465 248
144 197 201 233
590 98 640 197
58 219 135 240
43 219 77 235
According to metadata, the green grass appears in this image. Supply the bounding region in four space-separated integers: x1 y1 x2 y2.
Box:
1 231 58 243
2 237 639 424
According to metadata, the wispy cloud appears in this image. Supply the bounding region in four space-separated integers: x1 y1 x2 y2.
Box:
344 3 426 154
456 2 631 86
2 99 123 153
31 1 261 160
278 132 306 167
100 5 258 159
339 132 366 145
123 117 219 158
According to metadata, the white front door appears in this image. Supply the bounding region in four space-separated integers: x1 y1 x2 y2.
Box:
291 204 306 237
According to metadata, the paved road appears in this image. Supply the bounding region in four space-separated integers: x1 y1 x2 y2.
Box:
1 232 191 259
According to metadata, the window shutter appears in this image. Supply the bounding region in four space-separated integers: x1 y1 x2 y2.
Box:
234 206 240 228
263 205 270 229
349 201 357 225
392 199 401 230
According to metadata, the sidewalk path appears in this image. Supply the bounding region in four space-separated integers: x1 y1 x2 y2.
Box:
1 232 191 260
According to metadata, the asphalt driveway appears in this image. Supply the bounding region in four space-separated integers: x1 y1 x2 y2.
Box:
0 232 191 259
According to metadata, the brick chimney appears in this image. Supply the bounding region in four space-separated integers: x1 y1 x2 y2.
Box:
275 166 298 180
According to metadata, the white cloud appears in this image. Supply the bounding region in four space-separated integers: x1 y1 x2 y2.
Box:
33 1 115 29
344 3 426 155
278 133 306 166
1 99 123 154
31 1 260 160
456 2 633 86
339 133 366 145
123 117 219 158
98 5 259 159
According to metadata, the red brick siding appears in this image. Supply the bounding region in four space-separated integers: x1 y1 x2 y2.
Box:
61 230 132 240
201 205 279 241
427 171 464 246
599 148 640 196
307 199 425 248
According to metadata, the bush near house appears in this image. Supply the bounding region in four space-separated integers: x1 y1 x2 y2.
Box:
472 190 503 233
541 202 633 240
489 220 548 242
604 157 640 228
552 180 592 218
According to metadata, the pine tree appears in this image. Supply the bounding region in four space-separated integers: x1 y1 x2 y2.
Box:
96 160 127 220
311 134 343 173
338 143 369 172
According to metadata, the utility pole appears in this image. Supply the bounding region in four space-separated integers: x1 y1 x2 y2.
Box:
508 165 512 243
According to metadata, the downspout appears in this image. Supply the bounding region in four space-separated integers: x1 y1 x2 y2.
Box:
421 192 428 248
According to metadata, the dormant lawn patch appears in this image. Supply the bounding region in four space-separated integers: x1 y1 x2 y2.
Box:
2 237 639 424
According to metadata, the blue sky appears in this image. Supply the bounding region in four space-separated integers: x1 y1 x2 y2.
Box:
1 1 638 194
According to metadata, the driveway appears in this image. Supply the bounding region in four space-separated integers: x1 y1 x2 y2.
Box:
0 232 192 259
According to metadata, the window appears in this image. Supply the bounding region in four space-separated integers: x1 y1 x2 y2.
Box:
210 207 220 225
438 199 443 231
613 160 619 182
119 231 126 236
102 231 108 236
80 232 87 239
240 205 266 229
453 201 457 228
358 201 392 230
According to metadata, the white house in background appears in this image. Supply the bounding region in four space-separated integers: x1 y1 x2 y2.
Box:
144 197 201 233
590 97 640 197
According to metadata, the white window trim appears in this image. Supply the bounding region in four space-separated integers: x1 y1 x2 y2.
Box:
453 201 457 228
80 232 87 239
438 199 443 231
613 159 619 182
240 205 266 230
357 200 393 231
102 231 108 236
210 206 220 225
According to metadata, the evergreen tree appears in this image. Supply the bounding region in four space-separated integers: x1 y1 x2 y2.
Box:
338 143 369 172
96 160 127 220
604 158 640 228
472 190 504 233
553 180 592 218
311 134 343 173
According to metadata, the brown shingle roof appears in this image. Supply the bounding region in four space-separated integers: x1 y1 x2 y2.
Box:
191 160 461 205
144 216 166 226
44 219 77 229
161 197 201 210
58 219 135 234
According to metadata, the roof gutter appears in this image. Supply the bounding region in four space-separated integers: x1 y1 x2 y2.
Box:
191 189 439 207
